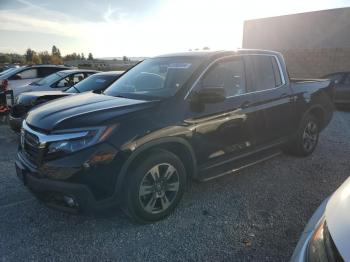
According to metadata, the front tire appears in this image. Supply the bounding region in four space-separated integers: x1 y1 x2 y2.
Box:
284 114 320 157
123 149 186 223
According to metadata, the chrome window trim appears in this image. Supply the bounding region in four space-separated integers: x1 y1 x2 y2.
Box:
22 121 88 148
184 53 286 100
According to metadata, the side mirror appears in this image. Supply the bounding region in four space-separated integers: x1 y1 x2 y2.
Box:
192 87 226 104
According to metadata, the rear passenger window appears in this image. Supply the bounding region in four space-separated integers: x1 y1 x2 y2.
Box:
247 55 283 91
202 58 246 97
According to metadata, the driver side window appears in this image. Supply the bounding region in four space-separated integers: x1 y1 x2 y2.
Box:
55 73 86 88
56 77 69 88
201 58 246 97
56 76 73 88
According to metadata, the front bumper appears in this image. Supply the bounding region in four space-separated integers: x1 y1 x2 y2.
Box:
290 198 329 261
16 159 99 213
15 143 123 214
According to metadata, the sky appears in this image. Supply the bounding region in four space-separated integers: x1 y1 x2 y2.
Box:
0 0 349 58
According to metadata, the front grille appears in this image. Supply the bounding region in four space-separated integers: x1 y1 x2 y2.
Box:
22 130 41 165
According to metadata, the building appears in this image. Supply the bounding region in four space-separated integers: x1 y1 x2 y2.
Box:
242 7 350 78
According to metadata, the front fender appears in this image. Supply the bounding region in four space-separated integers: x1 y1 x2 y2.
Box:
114 137 197 197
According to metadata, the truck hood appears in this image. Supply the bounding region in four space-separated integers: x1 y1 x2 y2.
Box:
325 176 350 260
26 93 157 131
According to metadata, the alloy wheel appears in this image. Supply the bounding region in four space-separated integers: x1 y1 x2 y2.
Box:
302 121 318 152
138 163 180 214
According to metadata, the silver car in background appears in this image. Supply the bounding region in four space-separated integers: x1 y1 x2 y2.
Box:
291 177 350 261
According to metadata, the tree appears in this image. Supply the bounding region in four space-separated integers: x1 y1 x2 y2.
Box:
88 53 93 60
38 51 51 64
123 56 129 62
81 53 85 60
25 48 35 63
32 54 42 64
50 55 63 65
203 47 210 50
63 52 79 61
51 45 61 58
0 54 12 64
11 54 25 64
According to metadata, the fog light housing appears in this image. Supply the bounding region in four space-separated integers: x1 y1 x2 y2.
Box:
63 196 78 208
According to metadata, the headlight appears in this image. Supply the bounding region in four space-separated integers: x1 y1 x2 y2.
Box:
47 125 118 155
308 218 343 262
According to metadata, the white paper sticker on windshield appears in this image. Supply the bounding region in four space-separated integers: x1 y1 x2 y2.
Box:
168 63 192 69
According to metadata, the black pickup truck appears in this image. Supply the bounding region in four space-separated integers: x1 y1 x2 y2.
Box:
15 50 334 223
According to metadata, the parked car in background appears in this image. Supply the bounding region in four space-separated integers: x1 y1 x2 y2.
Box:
0 65 71 95
291 176 350 261
16 50 334 223
9 71 124 132
323 72 350 105
5 68 97 106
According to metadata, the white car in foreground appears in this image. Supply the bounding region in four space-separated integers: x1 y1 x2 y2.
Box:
291 177 349 261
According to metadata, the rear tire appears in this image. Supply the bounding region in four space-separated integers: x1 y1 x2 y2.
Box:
123 149 186 224
284 114 319 157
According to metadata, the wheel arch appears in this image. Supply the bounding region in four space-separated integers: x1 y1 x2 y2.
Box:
304 104 328 130
115 137 197 195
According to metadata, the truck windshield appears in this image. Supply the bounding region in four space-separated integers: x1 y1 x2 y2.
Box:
104 57 203 99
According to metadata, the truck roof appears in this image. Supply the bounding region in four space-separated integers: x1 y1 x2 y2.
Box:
156 49 282 59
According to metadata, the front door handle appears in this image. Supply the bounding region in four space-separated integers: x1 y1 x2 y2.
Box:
240 101 251 108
